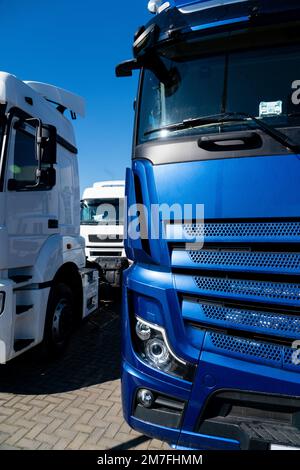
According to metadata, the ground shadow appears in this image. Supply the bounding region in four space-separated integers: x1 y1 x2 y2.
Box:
110 435 150 450
0 302 121 395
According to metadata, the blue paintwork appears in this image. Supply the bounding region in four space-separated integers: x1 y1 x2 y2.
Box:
152 155 300 220
122 263 300 449
191 15 249 31
122 0 300 450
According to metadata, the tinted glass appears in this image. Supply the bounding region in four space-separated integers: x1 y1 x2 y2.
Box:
13 130 37 183
138 44 300 144
80 198 124 226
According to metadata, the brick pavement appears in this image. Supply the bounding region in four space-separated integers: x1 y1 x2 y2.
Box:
0 304 169 450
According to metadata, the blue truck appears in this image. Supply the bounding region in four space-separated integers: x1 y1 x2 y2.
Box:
116 0 300 450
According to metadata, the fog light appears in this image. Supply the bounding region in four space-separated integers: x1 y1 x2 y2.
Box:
145 338 170 368
136 320 151 341
137 389 154 408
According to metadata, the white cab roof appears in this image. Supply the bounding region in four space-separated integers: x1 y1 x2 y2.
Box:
24 81 85 118
0 71 84 146
82 181 125 200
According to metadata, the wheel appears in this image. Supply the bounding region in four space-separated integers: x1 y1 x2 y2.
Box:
43 283 74 357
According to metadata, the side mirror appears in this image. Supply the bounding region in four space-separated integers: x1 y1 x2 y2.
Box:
115 59 141 77
38 124 57 164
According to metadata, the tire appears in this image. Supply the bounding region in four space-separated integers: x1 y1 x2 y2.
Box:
42 283 75 358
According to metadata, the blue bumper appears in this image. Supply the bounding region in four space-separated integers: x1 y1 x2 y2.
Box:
122 264 300 450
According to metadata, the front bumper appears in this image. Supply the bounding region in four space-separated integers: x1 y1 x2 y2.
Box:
122 264 300 450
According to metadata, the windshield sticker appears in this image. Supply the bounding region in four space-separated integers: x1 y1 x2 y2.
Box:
259 101 282 117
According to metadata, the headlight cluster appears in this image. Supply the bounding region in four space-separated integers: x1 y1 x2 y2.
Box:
134 317 195 381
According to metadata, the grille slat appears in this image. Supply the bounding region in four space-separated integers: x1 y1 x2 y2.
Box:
205 331 300 371
182 221 300 243
207 332 282 366
194 276 300 306
182 300 300 340
188 250 300 275
88 234 123 243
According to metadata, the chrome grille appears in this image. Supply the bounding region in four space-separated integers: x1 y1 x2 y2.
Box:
175 219 300 371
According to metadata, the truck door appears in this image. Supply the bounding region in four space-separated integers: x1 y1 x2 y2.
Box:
5 114 58 269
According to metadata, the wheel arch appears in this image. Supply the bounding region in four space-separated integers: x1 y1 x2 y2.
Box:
51 262 83 323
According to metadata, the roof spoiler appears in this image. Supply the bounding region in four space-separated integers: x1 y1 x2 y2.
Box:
24 81 85 118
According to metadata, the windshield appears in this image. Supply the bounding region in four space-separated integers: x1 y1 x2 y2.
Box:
138 43 300 144
80 198 124 226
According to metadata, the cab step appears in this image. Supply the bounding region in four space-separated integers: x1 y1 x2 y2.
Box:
14 339 34 352
10 275 32 284
16 304 33 315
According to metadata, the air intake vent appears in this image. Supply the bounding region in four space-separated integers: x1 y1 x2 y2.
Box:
89 235 123 243
188 250 300 275
208 332 282 366
205 331 300 371
183 221 300 242
194 276 300 306
182 299 300 340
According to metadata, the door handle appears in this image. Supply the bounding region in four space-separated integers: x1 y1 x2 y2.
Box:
198 132 262 152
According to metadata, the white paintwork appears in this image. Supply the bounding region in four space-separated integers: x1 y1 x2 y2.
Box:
83 180 125 199
24 81 85 117
148 0 160 13
0 71 97 363
0 72 75 145
81 181 126 260
148 0 170 14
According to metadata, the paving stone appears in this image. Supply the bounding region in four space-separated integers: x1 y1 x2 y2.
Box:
0 308 171 450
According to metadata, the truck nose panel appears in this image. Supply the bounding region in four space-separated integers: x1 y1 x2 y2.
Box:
153 154 300 220
152 154 300 448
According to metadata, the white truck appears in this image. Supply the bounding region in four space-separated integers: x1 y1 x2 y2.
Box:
80 181 128 287
0 71 99 363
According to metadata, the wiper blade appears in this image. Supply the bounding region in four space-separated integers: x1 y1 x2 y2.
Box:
225 112 300 155
145 111 300 154
144 113 242 136
288 112 300 118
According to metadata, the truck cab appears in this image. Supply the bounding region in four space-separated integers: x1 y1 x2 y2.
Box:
0 72 98 363
117 0 300 450
80 181 128 287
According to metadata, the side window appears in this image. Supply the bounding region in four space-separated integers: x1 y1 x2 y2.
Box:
13 129 37 185
9 122 56 191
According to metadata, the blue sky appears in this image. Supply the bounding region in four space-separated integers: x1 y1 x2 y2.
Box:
1 0 150 194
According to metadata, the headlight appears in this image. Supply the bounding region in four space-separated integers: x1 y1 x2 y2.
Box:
145 338 171 368
133 316 195 381
136 320 151 341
